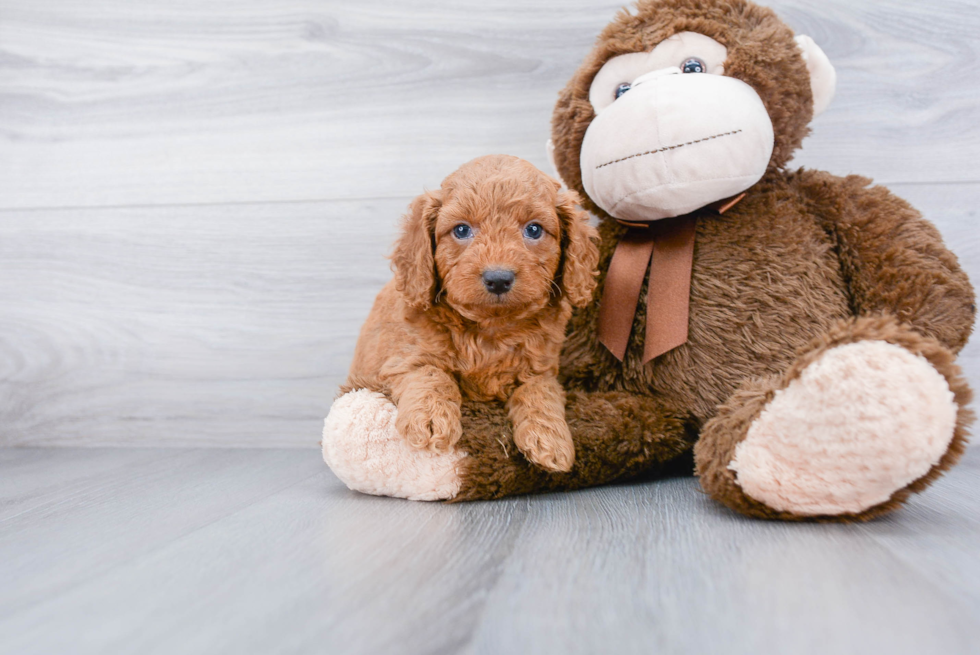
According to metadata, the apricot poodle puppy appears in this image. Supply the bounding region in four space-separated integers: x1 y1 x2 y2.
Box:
345 154 599 472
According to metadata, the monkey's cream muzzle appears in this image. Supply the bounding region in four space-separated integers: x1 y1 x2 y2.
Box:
580 68 775 223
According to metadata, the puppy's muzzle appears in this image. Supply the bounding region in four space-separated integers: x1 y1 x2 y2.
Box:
482 269 515 295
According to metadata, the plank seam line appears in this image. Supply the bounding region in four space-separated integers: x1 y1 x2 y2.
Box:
0 195 419 214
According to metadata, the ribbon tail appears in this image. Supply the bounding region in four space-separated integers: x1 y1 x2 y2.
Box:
597 229 655 361
644 216 697 362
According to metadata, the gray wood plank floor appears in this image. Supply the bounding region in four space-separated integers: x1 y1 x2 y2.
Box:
1 447 978 655
1 0 979 446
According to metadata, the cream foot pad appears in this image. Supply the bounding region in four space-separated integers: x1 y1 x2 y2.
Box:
322 389 464 501
729 341 957 515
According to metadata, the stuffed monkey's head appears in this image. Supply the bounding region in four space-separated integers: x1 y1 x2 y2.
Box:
549 0 836 223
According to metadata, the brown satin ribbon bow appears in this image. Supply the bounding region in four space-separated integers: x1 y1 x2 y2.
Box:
597 194 746 362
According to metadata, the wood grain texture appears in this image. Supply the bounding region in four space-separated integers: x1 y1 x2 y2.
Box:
0 449 325 617
0 447 978 654
0 199 400 446
1 0 979 209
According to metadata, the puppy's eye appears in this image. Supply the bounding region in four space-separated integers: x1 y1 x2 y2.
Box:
614 82 631 99
452 224 473 240
681 58 706 74
523 222 543 240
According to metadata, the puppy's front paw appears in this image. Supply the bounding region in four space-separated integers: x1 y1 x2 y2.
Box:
513 417 575 473
397 398 462 453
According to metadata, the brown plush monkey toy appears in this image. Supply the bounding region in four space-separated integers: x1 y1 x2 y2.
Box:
323 0 976 521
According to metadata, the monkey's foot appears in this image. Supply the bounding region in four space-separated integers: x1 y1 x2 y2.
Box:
697 319 972 520
730 340 957 515
322 389 464 501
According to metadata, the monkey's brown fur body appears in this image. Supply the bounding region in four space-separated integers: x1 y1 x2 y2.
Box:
448 0 975 520
456 170 975 518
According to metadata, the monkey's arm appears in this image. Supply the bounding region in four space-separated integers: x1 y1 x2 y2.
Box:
795 169 976 352
453 391 693 500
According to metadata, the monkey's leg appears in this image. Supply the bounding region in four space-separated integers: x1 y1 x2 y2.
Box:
694 316 973 521
322 389 693 501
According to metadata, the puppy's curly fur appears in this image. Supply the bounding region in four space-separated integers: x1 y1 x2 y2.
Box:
345 155 600 472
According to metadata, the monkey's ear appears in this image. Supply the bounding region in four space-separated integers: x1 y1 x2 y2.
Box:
556 190 599 308
795 35 837 117
391 190 442 310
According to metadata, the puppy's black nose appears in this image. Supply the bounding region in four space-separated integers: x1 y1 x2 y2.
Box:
482 269 515 295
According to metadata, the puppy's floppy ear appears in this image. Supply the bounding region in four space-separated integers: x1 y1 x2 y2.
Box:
391 190 443 310
556 189 599 308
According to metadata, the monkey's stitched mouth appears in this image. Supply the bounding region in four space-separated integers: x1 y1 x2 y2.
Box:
596 129 743 169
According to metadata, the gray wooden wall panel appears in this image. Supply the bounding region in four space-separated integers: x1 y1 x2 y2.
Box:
2 0 980 209
0 200 397 446
0 0 978 446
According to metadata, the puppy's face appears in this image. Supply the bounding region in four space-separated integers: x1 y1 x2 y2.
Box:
434 175 562 321
392 155 599 321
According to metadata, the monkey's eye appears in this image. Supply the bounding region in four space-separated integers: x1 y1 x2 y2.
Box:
681 58 706 74
523 223 543 240
614 82 631 99
452 224 473 240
